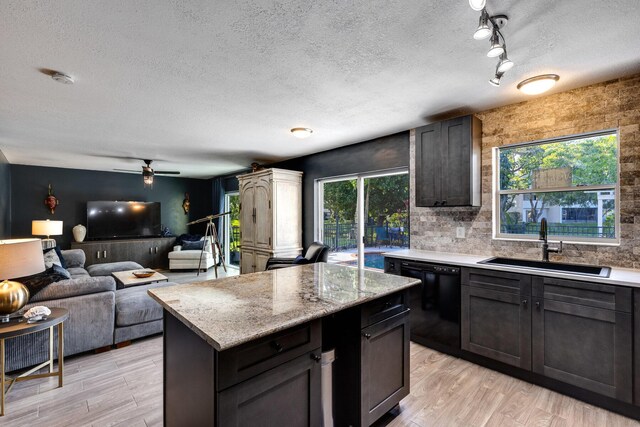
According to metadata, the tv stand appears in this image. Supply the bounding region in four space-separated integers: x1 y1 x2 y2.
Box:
71 237 176 269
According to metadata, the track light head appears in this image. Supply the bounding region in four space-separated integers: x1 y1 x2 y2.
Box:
473 9 492 40
469 0 487 11
487 30 504 57
489 72 503 87
497 52 514 73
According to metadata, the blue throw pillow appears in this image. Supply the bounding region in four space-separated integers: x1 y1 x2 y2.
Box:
182 240 204 251
43 246 67 269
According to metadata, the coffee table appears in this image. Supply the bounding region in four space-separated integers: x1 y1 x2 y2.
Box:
111 269 168 289
0 307 68 416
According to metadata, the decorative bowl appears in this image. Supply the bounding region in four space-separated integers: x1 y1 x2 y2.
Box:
132 270 156 278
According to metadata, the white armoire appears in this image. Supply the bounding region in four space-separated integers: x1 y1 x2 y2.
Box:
237 168 303 273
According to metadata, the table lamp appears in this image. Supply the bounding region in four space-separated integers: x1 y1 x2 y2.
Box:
0 239 45 322
32 220 63 249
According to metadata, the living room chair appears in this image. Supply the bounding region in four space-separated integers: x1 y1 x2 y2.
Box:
168 236 217 271
265 242 330 270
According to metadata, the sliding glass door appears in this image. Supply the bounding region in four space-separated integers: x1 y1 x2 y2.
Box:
317 170 409 270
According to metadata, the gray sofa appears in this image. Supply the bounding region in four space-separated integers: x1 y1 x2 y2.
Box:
5 249 175 372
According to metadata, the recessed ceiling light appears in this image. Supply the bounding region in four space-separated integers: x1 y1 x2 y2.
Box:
290 128 313 138
51 72 74 84
517 74 560 95
469 0 486 11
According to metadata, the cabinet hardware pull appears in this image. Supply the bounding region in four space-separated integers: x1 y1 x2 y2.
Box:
522 299 528 306
363 333 371 339
310 353 321 362
271 342 283 353
103 250 107 257
96 251 100 259
155 246 158 254
150 247 153 254
536 301 541 310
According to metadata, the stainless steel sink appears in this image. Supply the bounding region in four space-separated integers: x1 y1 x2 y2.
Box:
478 257 611 278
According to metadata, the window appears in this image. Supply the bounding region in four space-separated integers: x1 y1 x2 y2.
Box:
316 170 409 270
224 192 240 267
494 130 619 244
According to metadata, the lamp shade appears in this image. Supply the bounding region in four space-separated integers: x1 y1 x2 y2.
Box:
0 239 46 279
32 220 63 237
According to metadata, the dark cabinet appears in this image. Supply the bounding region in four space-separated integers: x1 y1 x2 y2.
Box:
415 115 481 207
360 309 410 426
218 350 322 427
532 277 633 403
635 290 640 406
72 237 175 268
461 268 532 369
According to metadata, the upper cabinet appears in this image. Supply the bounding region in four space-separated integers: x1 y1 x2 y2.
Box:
415 115 481 207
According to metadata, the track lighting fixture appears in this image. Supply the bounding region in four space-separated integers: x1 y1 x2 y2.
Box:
469 1 514 87
473 9 492 40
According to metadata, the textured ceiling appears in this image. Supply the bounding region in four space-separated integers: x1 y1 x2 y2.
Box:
1 0 639 178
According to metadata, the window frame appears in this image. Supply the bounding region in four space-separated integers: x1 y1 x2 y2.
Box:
492 129 621 245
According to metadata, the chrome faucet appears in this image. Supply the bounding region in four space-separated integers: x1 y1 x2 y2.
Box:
539 218 562 262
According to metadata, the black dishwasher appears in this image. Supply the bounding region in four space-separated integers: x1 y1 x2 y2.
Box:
385 258 461 356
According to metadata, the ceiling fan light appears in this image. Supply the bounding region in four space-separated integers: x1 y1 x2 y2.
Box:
469 0 486 11
497 53 514 73
473 10 492 40
517 74 560 95
290 127 313 139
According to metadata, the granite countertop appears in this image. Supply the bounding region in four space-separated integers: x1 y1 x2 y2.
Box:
383 249 640 288
148 263 420 351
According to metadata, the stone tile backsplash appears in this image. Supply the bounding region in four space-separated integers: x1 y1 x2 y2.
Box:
410 73 640 269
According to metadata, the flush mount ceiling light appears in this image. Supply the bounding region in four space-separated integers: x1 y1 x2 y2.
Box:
469 0 487 11
290 128 313 139
468 2 514 87
517 74 560 95
51 72 74 84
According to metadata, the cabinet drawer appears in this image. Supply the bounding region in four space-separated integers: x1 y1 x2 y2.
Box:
532 277 631 313
361 290 408 328
462 268 531 295
217 320 321 390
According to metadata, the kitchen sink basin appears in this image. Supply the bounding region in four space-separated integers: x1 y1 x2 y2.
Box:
478 257 611 278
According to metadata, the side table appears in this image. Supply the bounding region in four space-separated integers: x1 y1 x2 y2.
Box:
0 307 68 416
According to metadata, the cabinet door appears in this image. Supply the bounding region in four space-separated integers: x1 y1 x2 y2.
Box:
218 350 322 427
240 249 254 274
254 250 271 272
254 175 272 250
415 122 441 207
361 310 410 426
240 181 256 248
440 116 471 206
461 285 531 369
532 298 632 403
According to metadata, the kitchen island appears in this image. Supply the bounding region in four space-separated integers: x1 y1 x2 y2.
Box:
148 263 420 427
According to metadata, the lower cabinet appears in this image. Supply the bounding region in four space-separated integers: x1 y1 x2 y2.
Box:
461 268 532 370
218 350 322 427
240 249 271 273
635 290 640 406
72 237 175 268
360 309 410 426
461 268 635 405
531 277 633 403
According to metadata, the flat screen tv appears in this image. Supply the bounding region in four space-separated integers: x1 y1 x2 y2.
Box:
87 201 161 240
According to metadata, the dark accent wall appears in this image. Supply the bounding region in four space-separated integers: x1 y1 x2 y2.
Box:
0 149 10 238
10 165 212 249
274 131 410 247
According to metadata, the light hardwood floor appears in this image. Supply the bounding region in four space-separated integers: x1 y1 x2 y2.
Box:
3 337 638 427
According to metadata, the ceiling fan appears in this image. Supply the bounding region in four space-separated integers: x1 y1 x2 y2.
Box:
114 159 180 186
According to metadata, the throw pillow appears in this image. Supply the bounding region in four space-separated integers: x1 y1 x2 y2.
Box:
292 255 308 265
53 245 67 269
43 248 63 269
182 240 204 251
15 265 70 300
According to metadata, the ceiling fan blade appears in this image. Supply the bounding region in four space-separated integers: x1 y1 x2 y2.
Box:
113 168 140 172
154 171 181 175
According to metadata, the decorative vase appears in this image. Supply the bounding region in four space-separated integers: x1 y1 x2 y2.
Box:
72 224 86 242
